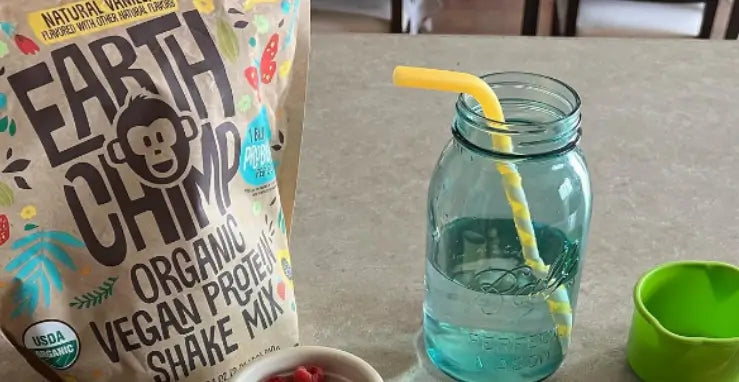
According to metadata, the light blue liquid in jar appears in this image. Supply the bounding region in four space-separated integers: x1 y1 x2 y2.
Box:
423 73 591 382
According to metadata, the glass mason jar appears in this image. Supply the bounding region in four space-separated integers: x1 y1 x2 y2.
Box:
423 72 592 382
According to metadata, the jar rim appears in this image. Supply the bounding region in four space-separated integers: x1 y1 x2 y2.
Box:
455 71 582 133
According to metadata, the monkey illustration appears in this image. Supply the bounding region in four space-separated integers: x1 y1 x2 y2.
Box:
107 95 198 186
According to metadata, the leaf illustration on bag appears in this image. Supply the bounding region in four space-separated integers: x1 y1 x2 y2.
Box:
216 17 239 62
2 149 32 190
69 277 118 309
5 230 84 317
0 181 14 207
3 158 30 173
0 117 17 136
277 208 286 234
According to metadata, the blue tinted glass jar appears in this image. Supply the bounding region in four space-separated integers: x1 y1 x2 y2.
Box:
423 72 592 382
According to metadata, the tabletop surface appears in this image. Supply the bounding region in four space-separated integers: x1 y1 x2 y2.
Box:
3 34 739 381
290 34 739 382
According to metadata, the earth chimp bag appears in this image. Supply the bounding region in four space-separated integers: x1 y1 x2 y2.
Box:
0 0 309 380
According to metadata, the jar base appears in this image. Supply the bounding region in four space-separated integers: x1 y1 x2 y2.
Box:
424 319 564 382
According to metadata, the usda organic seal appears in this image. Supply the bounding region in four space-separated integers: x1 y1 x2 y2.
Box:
23 320 80 370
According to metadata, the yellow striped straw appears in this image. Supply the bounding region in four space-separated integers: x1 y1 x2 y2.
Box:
393 66 573 353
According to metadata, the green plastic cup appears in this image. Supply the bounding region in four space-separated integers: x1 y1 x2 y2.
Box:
627 261 739 382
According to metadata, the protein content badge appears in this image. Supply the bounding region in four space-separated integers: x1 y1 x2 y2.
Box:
23 320 80 370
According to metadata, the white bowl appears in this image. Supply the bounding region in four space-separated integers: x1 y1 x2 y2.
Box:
233 346 384 382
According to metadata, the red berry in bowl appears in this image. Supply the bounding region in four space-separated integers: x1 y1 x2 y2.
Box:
306 366 325 381
267 364 326 382
293 366 313 382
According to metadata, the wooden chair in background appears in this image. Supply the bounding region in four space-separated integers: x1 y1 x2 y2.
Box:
726 0 739 38
523 0 542 35
396 0 542 35
392 0 403 32
551 0 719 38
313 0 406 33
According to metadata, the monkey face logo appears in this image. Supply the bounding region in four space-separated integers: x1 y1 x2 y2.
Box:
127 118 180 179
107 96 198 185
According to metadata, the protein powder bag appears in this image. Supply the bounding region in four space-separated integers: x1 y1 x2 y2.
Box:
0 0 308 380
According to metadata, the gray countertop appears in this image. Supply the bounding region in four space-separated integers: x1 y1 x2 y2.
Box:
291 34 739 382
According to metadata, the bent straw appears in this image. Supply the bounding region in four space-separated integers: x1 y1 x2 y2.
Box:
393 66 573 353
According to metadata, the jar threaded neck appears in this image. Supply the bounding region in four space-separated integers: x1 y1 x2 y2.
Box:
453 72 582 157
